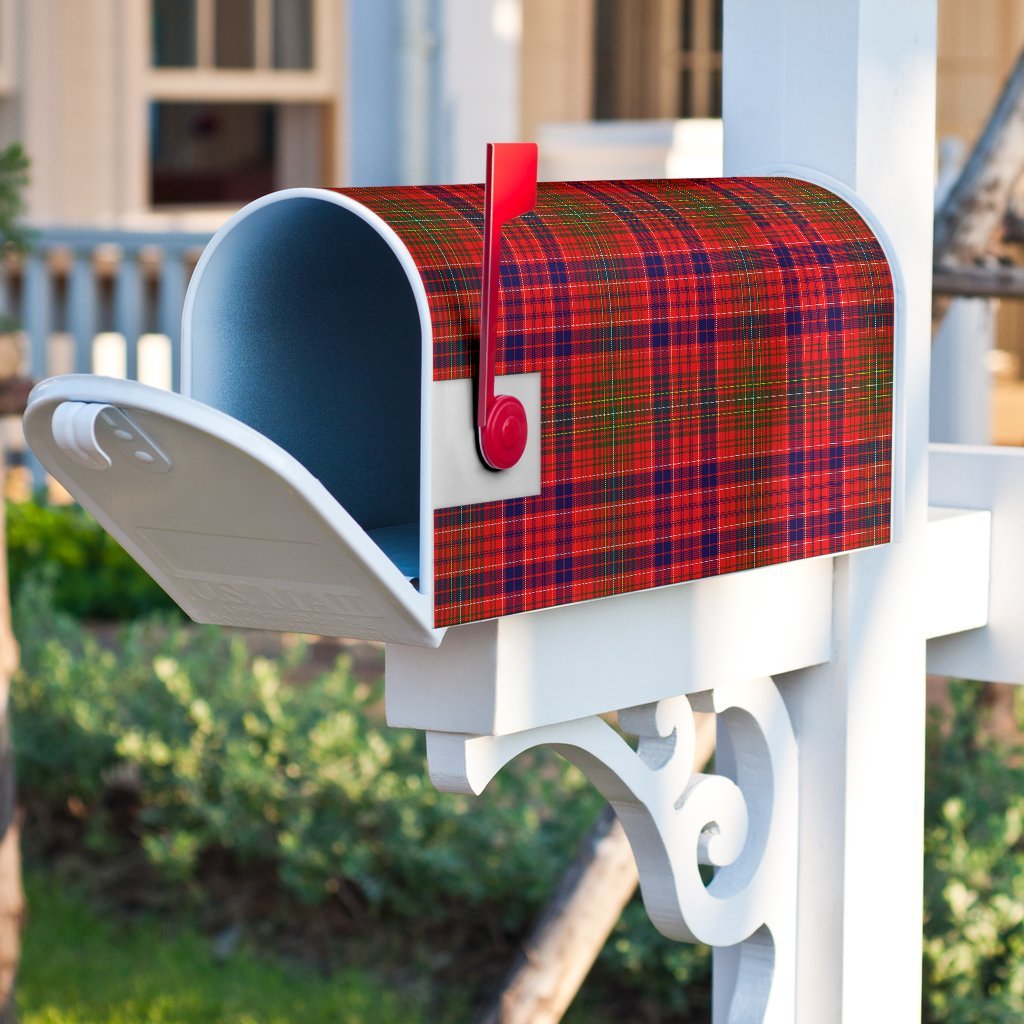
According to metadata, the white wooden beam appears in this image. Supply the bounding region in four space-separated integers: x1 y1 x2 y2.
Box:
929 445 1024 683
387 558 832 736
722 1 936 1020
924 507 990 640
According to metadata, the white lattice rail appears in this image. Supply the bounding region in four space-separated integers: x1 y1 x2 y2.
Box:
2 226 211 392
0 227 211 483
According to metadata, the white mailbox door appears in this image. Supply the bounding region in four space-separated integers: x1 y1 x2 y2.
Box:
23 375 442 647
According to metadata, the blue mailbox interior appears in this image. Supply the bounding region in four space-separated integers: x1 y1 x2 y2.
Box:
186 195 423 582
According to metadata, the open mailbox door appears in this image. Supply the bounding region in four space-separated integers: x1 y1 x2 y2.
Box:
23 375 442 647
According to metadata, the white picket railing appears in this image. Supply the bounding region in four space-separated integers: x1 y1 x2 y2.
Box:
0 227 212 484
5 226 212 393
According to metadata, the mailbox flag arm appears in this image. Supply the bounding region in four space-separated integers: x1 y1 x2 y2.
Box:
477 142 537 471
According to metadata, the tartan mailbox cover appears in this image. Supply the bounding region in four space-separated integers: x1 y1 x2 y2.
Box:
23 173 895 645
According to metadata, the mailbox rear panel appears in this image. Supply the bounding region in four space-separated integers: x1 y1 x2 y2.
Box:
339 177 894 628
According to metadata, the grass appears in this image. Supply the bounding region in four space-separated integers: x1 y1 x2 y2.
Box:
17 873 462 1024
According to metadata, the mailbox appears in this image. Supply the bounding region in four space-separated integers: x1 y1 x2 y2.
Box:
23 158 895 647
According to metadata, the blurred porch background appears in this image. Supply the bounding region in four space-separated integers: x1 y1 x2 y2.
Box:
0 0 1021 488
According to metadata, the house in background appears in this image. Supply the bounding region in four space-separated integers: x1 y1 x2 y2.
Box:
0 0 1020 428
0 0 1018 223
3 0 341 230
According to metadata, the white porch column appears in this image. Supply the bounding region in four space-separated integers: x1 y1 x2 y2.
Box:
438 0 522 183
722 2 936 1021
931 298 995 445
345 1 405 185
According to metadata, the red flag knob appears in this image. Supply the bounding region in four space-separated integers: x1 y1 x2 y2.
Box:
477 142 538 471
479 392 528 471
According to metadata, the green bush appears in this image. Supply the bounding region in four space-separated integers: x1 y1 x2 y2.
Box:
7 499 179 619
13 575 580 913
11 576 710 1015
923 681 1024 1022
20 544 1024 1019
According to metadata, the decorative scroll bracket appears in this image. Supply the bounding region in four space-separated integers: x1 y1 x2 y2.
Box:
426 675 798 1024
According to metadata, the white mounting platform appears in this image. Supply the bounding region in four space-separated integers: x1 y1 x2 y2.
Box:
928 444 1024 683
387 557 834 735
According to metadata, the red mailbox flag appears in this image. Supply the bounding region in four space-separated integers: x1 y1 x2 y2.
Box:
478 142 538 471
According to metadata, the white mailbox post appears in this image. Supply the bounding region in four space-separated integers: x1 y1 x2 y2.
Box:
23 1 1023 1021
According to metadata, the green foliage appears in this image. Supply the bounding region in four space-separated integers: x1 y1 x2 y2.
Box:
922 682 1024 1022
0 142 30 256
12 575 709 1014
16 490 1024 1021
0 141 29 332
7 499 179 619
27 548 1024 1019
13 577 583 917
17 872 455 1024
587 900 712 1020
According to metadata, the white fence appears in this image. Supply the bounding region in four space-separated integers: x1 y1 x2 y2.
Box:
5 226 212 393
1 227 212 484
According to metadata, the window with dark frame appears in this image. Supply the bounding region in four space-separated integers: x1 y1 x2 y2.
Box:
594 0 723 121
150 102 276 206
148 0 323 207
151 0 314 71
152 0 197 68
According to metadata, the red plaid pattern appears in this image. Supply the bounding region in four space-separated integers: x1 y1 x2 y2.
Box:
337 178 894 628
